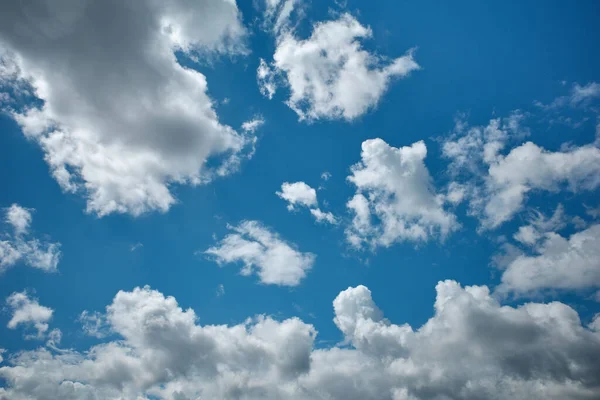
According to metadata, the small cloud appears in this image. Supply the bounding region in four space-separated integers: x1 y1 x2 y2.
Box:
205 221 315 286
1 204 61 274
320 171 332 181
241 116 265 134
216 284 225 297
130 242 143 252
6 291 53 339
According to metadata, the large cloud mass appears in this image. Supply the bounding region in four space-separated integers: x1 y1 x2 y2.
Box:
1 282 599 399
0 0 252 216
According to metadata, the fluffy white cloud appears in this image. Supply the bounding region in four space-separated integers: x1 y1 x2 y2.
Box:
346 139 458 249
443 115 600 228
484 142 600 228
205 220 315 286
277 181 337 224
0 204 60 273
0 0 253 217
1 282 599 399
6 291 53 339
277 182 317 210
258 13 419 121
498 224 600 296
5 204 32 236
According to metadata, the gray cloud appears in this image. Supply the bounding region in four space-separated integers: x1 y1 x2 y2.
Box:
0 0 252 216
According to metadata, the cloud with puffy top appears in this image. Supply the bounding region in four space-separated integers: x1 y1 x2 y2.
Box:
0 282 599 399
346 139 459 249
258 13 419 121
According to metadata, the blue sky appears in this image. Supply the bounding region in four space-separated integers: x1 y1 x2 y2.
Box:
1 1 600 399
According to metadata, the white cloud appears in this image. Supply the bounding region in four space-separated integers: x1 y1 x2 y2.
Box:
277 181 317 210
257 58 277 99
346 139 458 249
513 204 566 247
443 115 600 228
321 171 332 181
585 204 600 219
78 311 110 339
129 242 143 252
6 291 53 339
258 13 419 121
205 220 315 286
1 282 600 399
513 225 541 246
216 283 225 297
277 181 337 224
0 204 60 274
309 208 337 224
263 0 304 34
535 81 600 110
498 224 600 296
5 204 32 236
241 116 265 134
571 82 600 104
0 1 253 217
483 141 600 228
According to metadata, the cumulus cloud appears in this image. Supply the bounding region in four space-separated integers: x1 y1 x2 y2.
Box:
0 204 60 274
498 224 600 296
1 282 600 399
205 220 315 286
277 181 337 224
277 182 318 210
258 13 419 121
346 139 458 249
6 291 53 339
443 114 600 228
0 0 254 217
